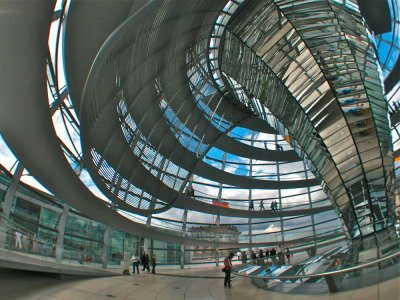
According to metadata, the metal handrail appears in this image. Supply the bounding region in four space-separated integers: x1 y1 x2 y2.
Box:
234 249 400 280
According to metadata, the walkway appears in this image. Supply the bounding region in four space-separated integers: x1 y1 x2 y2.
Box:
0 267 398 300
0 248 117 277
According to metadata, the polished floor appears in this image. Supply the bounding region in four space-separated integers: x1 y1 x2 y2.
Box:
0 267 399 300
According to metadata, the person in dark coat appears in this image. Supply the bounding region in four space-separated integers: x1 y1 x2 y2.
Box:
144 253 150 271
285 248 292 264
251 250 257 264
241 251 247 264
141 251 146 271
151 254 157 274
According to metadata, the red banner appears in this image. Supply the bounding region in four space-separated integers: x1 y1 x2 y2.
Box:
212 200 229 208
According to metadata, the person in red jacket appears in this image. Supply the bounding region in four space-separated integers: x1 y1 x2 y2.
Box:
223 252 234 288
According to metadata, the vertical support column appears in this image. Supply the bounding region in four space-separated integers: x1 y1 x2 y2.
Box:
215 214 221 267
55 204 69 264
102 225 112 269
276 139 284 249
181 209 188 269
146 157 166 227
1 163 24 218
122 233 130 275
215 247 220 267
216 184 222 267
248 155 253 256
276 138 285 267
0 163 24 247
143 238 148 254
248 217 252 256
304 162 317 251
214 152 226 267
146 206 154 228
180 244 185 269
181 210 188 237
248 131 256 258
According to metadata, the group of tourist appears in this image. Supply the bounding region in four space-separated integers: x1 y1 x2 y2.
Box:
128 247 292 287
11 227 38 252
270 201 279 211
78 245 93 264
222 246 293 288
241 246 293 265
130 251 157 274
249 200 279 211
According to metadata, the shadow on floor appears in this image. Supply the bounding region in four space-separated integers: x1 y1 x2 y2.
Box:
0 267 87 299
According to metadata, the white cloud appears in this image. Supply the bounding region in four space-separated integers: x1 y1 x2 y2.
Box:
79 169 109 201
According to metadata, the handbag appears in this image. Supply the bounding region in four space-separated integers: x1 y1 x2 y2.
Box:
222 267 226 272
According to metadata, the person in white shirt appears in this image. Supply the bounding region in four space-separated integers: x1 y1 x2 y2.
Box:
130 254 140 274
15 229 22 249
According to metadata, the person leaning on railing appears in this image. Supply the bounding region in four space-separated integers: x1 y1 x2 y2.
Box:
251 250 257 264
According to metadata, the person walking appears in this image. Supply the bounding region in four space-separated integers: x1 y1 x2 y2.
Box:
130 253 140 274
270 201 275 211
141 251 146 271
151 254 157 274
223 252 234 288
144 253 150 272
259 200 265 211
249 200 254 211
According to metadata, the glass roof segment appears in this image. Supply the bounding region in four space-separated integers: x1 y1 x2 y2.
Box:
42 0 351 249
90 148 170 211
